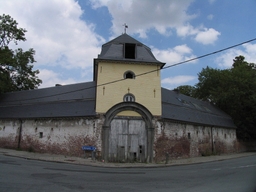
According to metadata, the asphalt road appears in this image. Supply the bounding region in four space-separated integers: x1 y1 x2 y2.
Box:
0 154 256 192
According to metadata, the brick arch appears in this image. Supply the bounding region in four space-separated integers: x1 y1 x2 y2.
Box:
102 102 154 162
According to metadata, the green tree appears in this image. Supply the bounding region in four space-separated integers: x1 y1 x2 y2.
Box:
174 85 196 97
195 56 256 140
0 14 42 93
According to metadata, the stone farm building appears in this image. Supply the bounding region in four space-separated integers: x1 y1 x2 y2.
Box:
0 34 237 163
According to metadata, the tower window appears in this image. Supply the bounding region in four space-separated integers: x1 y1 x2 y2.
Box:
124 71 135 79
124 43 136 59
123 94 135 102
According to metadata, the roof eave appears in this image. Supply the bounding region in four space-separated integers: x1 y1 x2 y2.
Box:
94 58 165 67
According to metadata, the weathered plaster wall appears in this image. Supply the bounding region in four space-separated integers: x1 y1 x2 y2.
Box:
154 120 237 162
0 118 104 157
0 120 20 148
0 117 238 162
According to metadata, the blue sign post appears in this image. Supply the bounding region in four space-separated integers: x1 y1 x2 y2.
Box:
82 146 96 151
82 146 96 160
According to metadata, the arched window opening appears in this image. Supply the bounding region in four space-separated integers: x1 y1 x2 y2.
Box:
124 71 135 79
123 94 135 102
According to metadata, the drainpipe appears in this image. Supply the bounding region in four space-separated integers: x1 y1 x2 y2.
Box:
211 127 214 153
17 119 23 149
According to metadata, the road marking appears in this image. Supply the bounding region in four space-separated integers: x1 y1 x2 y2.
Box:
213 164 256 171
237 164 256 169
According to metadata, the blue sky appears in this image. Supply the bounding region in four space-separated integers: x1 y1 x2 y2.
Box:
1 0 256 89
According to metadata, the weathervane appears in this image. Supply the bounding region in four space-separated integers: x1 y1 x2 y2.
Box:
123 23 128 34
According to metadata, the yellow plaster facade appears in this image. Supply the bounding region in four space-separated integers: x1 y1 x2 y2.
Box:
95 61 162 116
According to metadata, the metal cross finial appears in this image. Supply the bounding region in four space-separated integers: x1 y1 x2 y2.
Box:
123 23 128 34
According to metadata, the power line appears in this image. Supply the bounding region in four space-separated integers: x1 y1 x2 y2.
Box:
137 37 256 77
3 37 256 103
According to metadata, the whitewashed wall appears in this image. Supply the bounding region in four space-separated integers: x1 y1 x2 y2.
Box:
0 118 104 157
154 120 237 162
0 120 20 148
0 117 237 160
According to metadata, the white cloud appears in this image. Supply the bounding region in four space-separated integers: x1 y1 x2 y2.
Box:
176 24 199 37
174 44 193 54
195 28 220 45
90 0 196 38
0 0 105 87
152 44 197 66
38 69 77 88
216 43 256 68
90 0 220 44
176 24 220 45
243 43 256 54
161 75 196 89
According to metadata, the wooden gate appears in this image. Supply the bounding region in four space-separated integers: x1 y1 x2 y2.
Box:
109 118 146 162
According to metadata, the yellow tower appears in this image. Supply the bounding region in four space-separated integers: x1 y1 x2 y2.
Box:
94 34 165 116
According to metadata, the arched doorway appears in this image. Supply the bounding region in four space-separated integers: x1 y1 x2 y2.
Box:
102 102 154 163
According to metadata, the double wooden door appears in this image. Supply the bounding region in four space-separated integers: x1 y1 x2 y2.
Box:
109 118 146 162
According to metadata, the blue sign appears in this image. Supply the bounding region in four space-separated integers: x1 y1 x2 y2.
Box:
82 146 96 151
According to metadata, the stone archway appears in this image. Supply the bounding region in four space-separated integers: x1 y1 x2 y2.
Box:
102 102 154 162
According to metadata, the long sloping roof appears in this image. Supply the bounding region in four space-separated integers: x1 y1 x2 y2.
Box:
0 82 236 128
161 88 236 128
96 33 165 66
0 82 96 119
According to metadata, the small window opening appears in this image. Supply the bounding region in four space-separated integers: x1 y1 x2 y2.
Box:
224 134 227 139
139 145 143 154
124 71 135 79
188 132 191 139
39 132 43 138
124 94 135 102
124 43 136 59
133 152 137 161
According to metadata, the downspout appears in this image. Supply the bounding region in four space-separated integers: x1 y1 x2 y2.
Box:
211 127 214 153
18 119 22 149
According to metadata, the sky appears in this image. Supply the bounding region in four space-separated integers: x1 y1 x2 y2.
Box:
1 0 256 90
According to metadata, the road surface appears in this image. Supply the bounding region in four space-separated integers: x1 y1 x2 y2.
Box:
0 154 255 192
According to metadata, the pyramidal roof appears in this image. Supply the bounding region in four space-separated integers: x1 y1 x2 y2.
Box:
96 33 165 67
103 33 142 46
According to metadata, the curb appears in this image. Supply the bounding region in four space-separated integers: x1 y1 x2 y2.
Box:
1 148 256 168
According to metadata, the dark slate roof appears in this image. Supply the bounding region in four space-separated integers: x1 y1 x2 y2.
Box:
161 88 236 128
0 80 235 128
0 81 96 119
96 33 165 66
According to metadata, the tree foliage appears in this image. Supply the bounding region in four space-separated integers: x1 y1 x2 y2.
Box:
194 56 256 140
174 85 196 97
0 14 42 93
